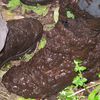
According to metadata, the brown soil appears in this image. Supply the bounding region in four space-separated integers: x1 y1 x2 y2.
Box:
0 0 100 100
2 19 100 99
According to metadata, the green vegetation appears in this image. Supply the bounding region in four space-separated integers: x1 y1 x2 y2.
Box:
72 59 87 87
66 10 75 19
38 36 47 50
58 59 100 100
58 86 79 100
1 1 100 100
58 59 87 100
21 4 48 16
8 0 21 10
20 53 33 62
7 0 49 16
20 36 47 62
88 85 100 100
97 73 100 78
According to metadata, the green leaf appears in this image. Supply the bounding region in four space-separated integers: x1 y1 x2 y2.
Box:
22 4 48 16
74 66 86 72
7 0 49 16
38 36 47 50
97 73 100 78
74 59 82 65
66 11 75 19
74 59 87 72
20 53 33 62
31 4 48 16
72 76 87 87
88 85 100 100
8 0 21 10
58 86 79 100
95 95 100 100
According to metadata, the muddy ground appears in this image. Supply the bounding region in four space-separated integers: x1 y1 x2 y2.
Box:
0 0 58 100
0 0 100 100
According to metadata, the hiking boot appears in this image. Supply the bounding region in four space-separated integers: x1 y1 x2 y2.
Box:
0 18 43 67
2 20 100 99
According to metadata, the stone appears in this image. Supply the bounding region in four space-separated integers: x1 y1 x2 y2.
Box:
0 14 8 52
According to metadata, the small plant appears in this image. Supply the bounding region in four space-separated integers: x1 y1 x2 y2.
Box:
66 10 75 19
57 85 79 100
20 36 47 61
57 59 88 100
7 0 21 10
21 4 48 16
72 59 87 87
20 53 33 62
38 36 47 50
88 85 100 100
7 0 49 16
97 73 100 78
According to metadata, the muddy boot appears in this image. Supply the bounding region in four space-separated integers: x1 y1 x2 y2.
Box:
2 0 53 5
0 18 43 68
20 0 54 6
2 18 100 99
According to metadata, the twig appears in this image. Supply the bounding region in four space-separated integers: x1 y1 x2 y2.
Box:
68 82 100 97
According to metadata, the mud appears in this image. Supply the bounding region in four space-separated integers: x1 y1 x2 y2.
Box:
2 18 100 99
0 18 43 68
59 0 100 30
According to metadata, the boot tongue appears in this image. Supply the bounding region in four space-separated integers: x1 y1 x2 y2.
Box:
0 14 8 52
78 0 100 18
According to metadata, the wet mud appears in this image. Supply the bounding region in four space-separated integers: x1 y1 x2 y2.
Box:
0 18 43 68
59 0 100 30
2 19 100 98
1 0 100 99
